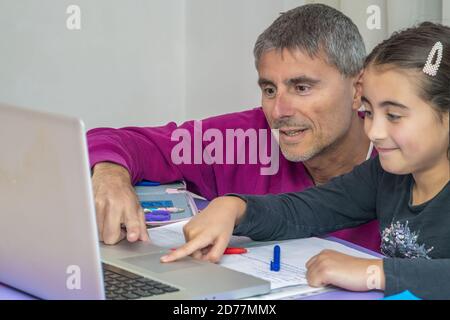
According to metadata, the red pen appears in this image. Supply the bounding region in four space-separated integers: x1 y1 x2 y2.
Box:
223 247 248 255
170 247 248 255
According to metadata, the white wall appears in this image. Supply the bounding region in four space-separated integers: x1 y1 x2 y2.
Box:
326 0 445 52
340 0 388 52
185 0 305 120
444 0 450 24
0 0 186 129
0 0 448 129
0 0 307 129
386 0 443 34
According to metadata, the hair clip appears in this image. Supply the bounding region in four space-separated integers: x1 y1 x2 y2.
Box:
423 41 443 77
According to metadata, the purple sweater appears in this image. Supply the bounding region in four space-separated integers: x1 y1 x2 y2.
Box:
87 107 380 252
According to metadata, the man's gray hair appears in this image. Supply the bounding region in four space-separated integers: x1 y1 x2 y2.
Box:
254 4 366 77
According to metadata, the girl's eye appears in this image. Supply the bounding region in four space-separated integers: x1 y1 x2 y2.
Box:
295 85 310 94
363 110 373 118
387 113 401 121
263 87 276 98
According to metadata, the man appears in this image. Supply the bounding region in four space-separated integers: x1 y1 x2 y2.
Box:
88 4 380 251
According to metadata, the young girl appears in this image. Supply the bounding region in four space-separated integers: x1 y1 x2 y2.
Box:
162 23 450 299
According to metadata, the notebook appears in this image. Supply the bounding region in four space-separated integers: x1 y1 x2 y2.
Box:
135 181 199 226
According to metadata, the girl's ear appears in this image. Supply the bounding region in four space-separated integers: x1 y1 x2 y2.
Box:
352 70 364 111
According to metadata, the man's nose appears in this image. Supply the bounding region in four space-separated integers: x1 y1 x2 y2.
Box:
272 92 295 120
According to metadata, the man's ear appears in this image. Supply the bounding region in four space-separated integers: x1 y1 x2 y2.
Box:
351 70 364 111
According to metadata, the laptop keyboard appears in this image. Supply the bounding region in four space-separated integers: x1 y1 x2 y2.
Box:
102 263 179 300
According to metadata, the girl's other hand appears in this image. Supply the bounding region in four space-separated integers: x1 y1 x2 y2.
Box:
306 250 385 292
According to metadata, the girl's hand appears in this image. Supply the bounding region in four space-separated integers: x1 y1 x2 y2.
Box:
160 196 247 263
306 250 385 292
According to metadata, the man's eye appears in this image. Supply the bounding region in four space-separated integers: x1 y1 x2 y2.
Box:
263 87 276 97
295 85 310 94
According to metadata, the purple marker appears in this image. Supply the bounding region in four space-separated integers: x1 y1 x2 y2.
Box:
145 210 170 222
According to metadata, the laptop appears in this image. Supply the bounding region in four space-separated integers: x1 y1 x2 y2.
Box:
0 103 270 300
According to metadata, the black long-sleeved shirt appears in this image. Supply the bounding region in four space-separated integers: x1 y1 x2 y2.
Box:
232 156 450 299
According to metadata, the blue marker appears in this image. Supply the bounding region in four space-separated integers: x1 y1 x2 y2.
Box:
270 245 281 272
140 200 174 208
136 180 161 187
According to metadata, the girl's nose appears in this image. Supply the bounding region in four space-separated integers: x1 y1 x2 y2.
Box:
366 117 388 142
